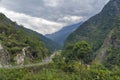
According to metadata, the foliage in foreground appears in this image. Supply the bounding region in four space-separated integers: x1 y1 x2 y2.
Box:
0 41 120 80
0 63 120 80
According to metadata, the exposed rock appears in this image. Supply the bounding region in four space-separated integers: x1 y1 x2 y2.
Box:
0 43 10 67
14 46 30 65
0 43 4 50
14 54 24 65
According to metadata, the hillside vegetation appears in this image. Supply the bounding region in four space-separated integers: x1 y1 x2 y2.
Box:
0 13 50 65
65 0 120 67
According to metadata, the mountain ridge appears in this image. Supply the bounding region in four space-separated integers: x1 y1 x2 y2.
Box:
46 22 82 46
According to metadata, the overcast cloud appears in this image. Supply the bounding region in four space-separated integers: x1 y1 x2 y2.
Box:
0 0 109 35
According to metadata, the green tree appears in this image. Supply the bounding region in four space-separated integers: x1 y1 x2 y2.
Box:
73 41 93 64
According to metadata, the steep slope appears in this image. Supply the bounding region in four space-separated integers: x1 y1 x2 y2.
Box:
94 28 115 63
0 13 52 66
95 25 120 66
65 0 120 65
103 25 120 67
24 28 61 51
45 22 82 46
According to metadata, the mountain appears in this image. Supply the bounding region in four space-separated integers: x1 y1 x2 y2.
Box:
45 22 82 46
65 0 120 66
0 13 59 66
24 28 61 51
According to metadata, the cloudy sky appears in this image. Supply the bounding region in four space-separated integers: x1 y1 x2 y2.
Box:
0 0 109 35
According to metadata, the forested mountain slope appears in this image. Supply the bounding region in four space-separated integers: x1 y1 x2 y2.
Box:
24 28 61 51
0 13 55 65
65 0 120 66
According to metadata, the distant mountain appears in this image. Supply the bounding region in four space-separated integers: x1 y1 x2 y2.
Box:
65 0 120 66
45 22 82 46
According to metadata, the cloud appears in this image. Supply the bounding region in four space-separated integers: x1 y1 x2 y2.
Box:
0 0 110 34
43 0 61 7
0 7 64 35
58 16 83 24
0 0 110 21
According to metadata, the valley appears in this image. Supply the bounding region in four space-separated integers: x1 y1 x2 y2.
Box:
0 0 120 80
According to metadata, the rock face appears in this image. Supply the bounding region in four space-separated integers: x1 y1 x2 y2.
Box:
14 54 24 65
0 44 3 49
0 43 10 67
14 47 29 65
